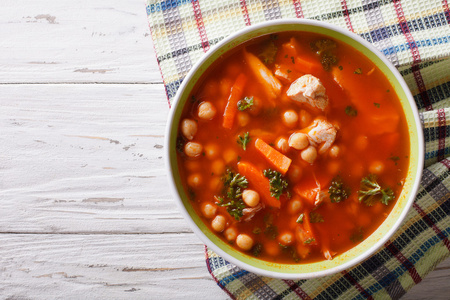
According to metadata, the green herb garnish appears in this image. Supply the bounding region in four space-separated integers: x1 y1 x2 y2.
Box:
176 136 184 153
237 132 251 150
350 227 364 243
358 174 395 206
374 102 380 108
345 105 358 117
304 238 316 245
296 213 304 223
389 156 400 165
259 41 278 64
354 68 362 74
263 169 288 200
309 212 324 223
252 243 263 257
237 96 254 111
216 170 249 220
310 39 338 71
252 227 262 235
264 224 278 240
263 214 278 240
329 176 351 203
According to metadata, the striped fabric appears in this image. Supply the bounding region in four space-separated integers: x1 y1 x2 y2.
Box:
146 0 450 299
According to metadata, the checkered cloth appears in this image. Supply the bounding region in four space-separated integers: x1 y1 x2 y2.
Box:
146 0 450 299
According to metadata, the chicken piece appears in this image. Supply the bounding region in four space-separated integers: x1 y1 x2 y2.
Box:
286 74 328 111
307 119 337 154
242 204 263 222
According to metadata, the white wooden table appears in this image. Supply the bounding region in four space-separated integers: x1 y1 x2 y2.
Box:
1 1 448 299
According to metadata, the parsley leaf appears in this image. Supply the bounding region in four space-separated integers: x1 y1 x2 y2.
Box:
304 238 316 244
309 212 324 223
354 68 362 74
296 213 304 223
389 156 400 165
237 96 254 111
263 214 278 240
345 105 358 117
329 176 351 203
176 136 184 153
252 243 263 257
216 170 249 220
350 227 364 243
237 132 251 150
263 169 288 200
259 41 278 65
358 174 395 206
374 102 380 108
310 39 338 71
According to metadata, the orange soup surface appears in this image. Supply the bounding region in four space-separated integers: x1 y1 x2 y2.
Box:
176 32 410 264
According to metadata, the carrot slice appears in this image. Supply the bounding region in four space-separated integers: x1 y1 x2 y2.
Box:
296 211 318 246
254 138 292 175
243 49 282 101
222 73 247 129
237 161 280 208
292 56 323 75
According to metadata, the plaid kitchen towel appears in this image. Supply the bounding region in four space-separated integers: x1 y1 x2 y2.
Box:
146 0 450 299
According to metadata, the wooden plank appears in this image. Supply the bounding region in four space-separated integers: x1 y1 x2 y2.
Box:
0 0 162 83
0 84 184 234
404 259 450 300
0 233 228 299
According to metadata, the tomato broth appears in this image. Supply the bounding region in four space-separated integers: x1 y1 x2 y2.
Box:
176 32 409 264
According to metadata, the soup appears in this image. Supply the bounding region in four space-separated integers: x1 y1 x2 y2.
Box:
176 32 409 264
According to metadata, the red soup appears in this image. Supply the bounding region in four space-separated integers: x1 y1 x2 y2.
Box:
176 32 409 264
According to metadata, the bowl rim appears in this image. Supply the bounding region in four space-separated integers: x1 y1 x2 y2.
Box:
165 18 424 279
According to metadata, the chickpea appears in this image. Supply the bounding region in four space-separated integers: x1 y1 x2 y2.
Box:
299 110 312 128
301 145 317 164
282 110 299 128
187 173 202 188
248 97 262 116
265 241 281 256
237 112 250 127
209 176 222 192
184 160 200 171
287 165 302 183
355 135 368 151
211 159 226 175
287 197 302 214
198 101 217 120
351 163 364 178
236 234 254 251
184 142 203 158
181 119 197 140
278 232 294 246
327 161 341 175
211 215 226 232
329 145 340 158
276 137 289 154
224 227 238 241
289 132 309 150
201 202 217 218
223 148 237 164
369 161 385 174
203 80 218 98
242 189 260 207
204 143 219 159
